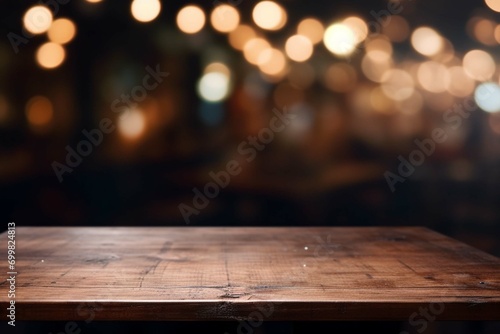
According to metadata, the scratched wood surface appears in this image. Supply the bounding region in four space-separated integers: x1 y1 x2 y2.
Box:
1 227 500 321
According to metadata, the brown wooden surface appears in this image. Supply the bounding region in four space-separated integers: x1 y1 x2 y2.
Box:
1 226 500 321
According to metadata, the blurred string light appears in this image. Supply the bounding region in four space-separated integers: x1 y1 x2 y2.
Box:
258 48 286 76
469 17 497 46
361 53 393 82
381 69 414 101
47 18 76 44
118 108 146 139
323 23 358 57
463 49 495 80
365 37 393 61
211 5 240 33
86 0 103 3
297 18 324 44
417 61 450 93
342 16 368 43
285 35 313 62
177 5 206 34
130 0 161 23
411 27 443 57
25 96 54 129
36 42 65 69
243 38 270 65
23 6 53 34
228 25 256 50
204 62 231 78
252 1 287 31
474 82 500 113
485 0 500 12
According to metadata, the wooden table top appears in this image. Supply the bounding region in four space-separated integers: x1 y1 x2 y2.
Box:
1 226 500 321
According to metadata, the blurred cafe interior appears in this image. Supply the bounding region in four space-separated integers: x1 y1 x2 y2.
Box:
1 0 500 259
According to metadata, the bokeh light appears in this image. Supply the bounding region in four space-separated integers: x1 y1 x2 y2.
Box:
285 35 313 62
297 18 324 44
23 6 53 34
118 109 146 139
47 18 77 44
417 61 450 93
382 16 410 42
204 62 231 78
252 1 287 31
243 38 271 65
411 27 443 56
381 69 414 101
323 23 358 57
447 66 476 97
197 72 231 102
258 48 286 76
177 5 206 34
361 54 393 83
485 0 500 12
342 16 368 43
36 42 66 69
463 49 495 81
211 5 240 33
130 0 161 23
25 96 54 128
474 82 500 113
228 25 256 50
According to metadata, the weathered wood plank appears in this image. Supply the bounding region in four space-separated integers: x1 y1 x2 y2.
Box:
1 227 499 320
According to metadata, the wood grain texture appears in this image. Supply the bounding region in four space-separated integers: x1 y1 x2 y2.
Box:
1 226 500 321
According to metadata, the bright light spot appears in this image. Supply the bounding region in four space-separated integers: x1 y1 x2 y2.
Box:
177 5 205 34
417 61 450 93
475 82 500 113
323 23 357 56
204 62 231 78
447 66 476 97
23 6 53 34
258 48 286 76
365 37 393 61
485 0 500 12
252 1 287 31
381 69 414 101
361 54 393 83
86 0 102 3
228 25 256 50
463 49 495 81
297 18 324 44
25 96 53 127
411 27 443 56
324 63 357 92
130 0 161 23
285 35 313 62
211 5 240 33
343 16 368 43
243 38 271 65
47 18 76 44
197 72 230 102
118 109 146 139
36 42 65 69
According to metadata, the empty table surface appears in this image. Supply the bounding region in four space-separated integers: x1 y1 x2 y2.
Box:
1 226 500 321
